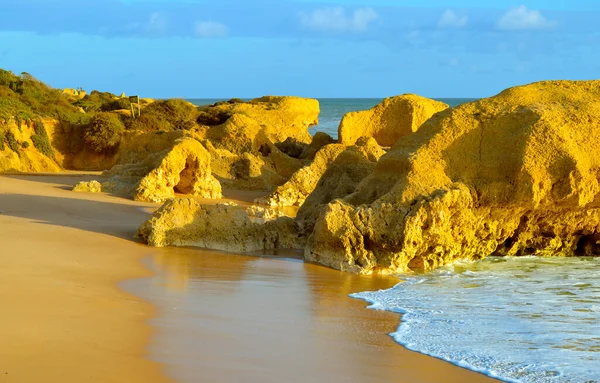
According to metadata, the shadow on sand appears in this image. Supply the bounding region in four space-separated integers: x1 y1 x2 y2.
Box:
0 192 150 241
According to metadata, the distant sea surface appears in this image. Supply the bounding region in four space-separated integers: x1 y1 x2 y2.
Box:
187 98 475 139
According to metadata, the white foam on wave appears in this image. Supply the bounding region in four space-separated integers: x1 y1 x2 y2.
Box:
352 257 600 383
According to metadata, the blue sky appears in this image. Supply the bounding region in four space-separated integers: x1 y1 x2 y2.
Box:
0 0 598 98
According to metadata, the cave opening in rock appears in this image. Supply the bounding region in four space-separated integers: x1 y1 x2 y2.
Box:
575 234 600 256
174 157 199 194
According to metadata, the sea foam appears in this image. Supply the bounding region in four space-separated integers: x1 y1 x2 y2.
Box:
351 257 600 383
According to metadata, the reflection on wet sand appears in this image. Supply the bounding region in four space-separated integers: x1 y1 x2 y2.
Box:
128 247 499 383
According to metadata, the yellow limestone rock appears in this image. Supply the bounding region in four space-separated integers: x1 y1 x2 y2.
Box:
338 94 448 147
137 198 300 252
103 137 221 203
306 80 600 274
203 96 319 153
258 137 385 207
72 180 102 193
296 137 385 235
256 144 347 207
300 132 336 161
203 140 287 191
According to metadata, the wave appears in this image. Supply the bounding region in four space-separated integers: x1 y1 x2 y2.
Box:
351 257 600 383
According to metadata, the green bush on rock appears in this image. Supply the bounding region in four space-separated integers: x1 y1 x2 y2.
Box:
31 120 56 159
84 112 125 153
126 99 199 132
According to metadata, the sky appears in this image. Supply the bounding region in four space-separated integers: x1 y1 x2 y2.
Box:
0 0 598 98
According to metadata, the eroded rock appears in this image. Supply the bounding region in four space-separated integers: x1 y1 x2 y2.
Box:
307 80 600 274
72 180 102 193
257 137 384 207
103 137 221 203
203 96 319 154
338 94 448 147
137 198 301 252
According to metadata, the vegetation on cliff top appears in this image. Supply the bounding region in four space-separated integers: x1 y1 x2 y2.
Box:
84 112 125 153
0 69 87 124
126 99 199 132
74 90 131 113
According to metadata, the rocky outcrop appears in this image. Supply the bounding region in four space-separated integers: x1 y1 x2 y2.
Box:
72 180 102 193
296 137 385 235
103 137 221 203
137 198 300 252
202 96 319 154
257 137 385 207
300 132 336 160
338 94 448 147
306 80 600 274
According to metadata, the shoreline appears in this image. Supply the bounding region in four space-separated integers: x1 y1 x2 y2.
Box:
131 249 500 383
0 173 499 383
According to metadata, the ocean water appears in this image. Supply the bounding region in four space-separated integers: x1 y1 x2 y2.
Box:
352 257 600 383
188 98 475 139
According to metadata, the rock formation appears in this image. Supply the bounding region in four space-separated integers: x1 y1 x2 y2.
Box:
258 137 385 208
137 198 300 252
306 80 600 274
202 96 319 153
103 136 221 203
72 180 102 193
338 94 448 147
296 137 385 235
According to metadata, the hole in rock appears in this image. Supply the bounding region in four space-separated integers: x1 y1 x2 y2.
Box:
174 157 200 194
575 234 600 256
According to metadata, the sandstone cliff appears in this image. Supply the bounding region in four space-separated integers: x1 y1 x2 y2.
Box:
338 94 448 147
307 80 600 274
0 118 62 172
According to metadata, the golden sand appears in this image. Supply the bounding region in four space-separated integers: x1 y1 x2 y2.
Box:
0 174 169 383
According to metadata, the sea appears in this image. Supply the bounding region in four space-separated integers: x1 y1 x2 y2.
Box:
188 98 474 139
352 257 600 383
182 97 600 383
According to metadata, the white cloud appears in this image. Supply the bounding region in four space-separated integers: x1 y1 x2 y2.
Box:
496 6 556 30
147 12 168 33
194 21 228 38
438 10 468 28
300 7 378 33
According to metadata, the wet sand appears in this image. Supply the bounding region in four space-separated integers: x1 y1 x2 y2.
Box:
0 173 499 383
129 248 500 383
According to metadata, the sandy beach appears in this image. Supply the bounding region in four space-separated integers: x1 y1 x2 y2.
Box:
0 173 498 383
0 173 168 383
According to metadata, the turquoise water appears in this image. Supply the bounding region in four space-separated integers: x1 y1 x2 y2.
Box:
352 257 600 383
188 98 474 139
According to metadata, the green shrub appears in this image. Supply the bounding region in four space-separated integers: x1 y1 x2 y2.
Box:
197 109 232 126
84 112 125 153
127 99 199 132
74 90 131 113
0 132 5 151
31 120 55 159
21 141 30 149
5 130 19 152
126 112 170 132
0 70 84 124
